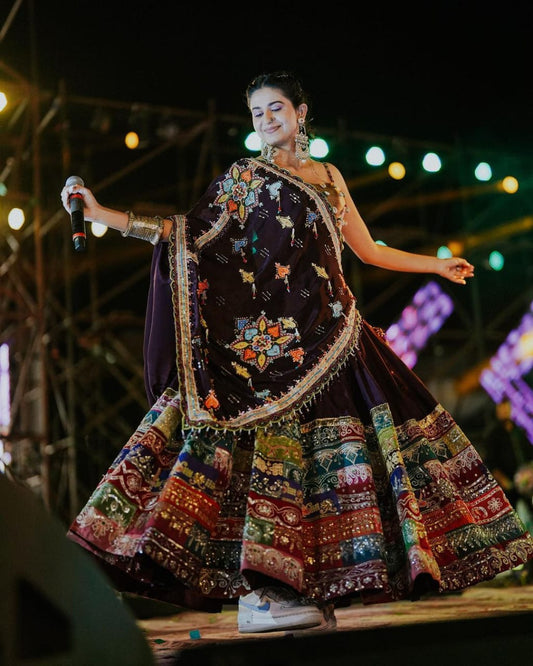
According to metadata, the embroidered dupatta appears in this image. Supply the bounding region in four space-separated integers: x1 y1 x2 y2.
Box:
144 157 362 430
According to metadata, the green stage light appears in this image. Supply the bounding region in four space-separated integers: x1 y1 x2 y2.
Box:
488 250 504 271
437 245 453 258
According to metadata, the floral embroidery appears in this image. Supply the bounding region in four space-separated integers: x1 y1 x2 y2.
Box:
329 300 344 318
312 263 333 297
287 347 305 365
239 269 257 299
197 278 209 304
275 263 291 292
277 215 295 245
305 208 319 238
232 237 248 262
279 317 300 340
229 313 295 371
204 389 220 411
214 164 264 226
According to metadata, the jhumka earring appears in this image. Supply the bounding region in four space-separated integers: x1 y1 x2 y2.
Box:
295 117 310 162
261 142 277 163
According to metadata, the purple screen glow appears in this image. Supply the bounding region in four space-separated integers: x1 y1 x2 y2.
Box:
480 301 533 445
386 281 454 368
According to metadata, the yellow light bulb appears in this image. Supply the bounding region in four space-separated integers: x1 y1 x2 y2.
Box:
501 176 518 194
388 162 406 180
125 131 140 149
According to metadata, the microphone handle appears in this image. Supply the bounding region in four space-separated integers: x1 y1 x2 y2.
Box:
70 192 86 252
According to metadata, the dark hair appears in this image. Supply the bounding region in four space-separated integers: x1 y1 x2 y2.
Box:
245 71 314 131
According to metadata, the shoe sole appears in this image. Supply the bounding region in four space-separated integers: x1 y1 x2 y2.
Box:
238 606 323 634
239 617 323 633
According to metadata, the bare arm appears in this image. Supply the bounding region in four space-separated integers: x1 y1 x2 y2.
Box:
327 163 475 285
60 183 172 241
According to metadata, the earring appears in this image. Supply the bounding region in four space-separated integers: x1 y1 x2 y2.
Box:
295 117 310 162
261 142 277 163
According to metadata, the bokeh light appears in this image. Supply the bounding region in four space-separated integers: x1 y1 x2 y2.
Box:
91 222 108 238
8 207 24 230
422 152 442 173
125 131 140 149
388 162 406 180
474 162 492 181
365 146 385 166
501 176 518 193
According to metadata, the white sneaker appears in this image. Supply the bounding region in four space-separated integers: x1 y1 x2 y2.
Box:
238 586 323 633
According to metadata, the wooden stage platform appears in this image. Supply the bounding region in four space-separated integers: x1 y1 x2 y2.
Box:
136 573 533 665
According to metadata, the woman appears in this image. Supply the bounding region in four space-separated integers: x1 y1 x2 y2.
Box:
60 71 533 634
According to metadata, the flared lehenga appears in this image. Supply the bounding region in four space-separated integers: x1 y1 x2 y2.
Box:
68 157 533 610
67 320 533 610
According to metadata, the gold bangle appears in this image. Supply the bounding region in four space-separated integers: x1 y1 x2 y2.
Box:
122 211 164 245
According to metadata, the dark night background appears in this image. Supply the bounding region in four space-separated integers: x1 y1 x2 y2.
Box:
4 0 532 147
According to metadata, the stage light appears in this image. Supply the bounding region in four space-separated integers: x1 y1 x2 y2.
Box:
376 240 387 246
474 162 492 181
7 207 24 230
91 222 108 238
125 131 140 149
437 245 453 258
388 162 406 180
0 183 7 197
501 176 518 194
480 300 533 444
0 92 6 112
310 137 329 158
245 131 261 152
243 132 329 158
386 281 454 368
365 146 385 166
488 250 504 271
422 152 442 173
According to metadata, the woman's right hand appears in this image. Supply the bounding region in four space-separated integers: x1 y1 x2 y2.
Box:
60 182 101 222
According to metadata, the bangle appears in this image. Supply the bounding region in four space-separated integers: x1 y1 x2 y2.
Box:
122 211 164 245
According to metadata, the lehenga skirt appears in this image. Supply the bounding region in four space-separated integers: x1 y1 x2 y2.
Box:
67 320 533 611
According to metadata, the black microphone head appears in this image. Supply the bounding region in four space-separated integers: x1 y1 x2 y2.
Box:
65 175 85 188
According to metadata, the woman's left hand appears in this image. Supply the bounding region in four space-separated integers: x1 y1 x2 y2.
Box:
438 257 475 284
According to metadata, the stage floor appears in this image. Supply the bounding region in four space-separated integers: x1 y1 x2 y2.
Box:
136 573 533 665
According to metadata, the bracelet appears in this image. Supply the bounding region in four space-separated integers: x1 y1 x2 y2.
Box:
122 211 164 245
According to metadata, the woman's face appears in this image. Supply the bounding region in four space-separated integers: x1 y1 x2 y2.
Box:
248 86 306 150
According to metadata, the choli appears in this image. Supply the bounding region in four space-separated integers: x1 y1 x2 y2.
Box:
314 162 348 231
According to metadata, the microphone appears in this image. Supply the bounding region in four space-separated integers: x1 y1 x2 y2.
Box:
65 175 86 252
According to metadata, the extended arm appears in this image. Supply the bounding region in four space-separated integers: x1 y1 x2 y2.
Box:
60 183 173 243
327 163 474 285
